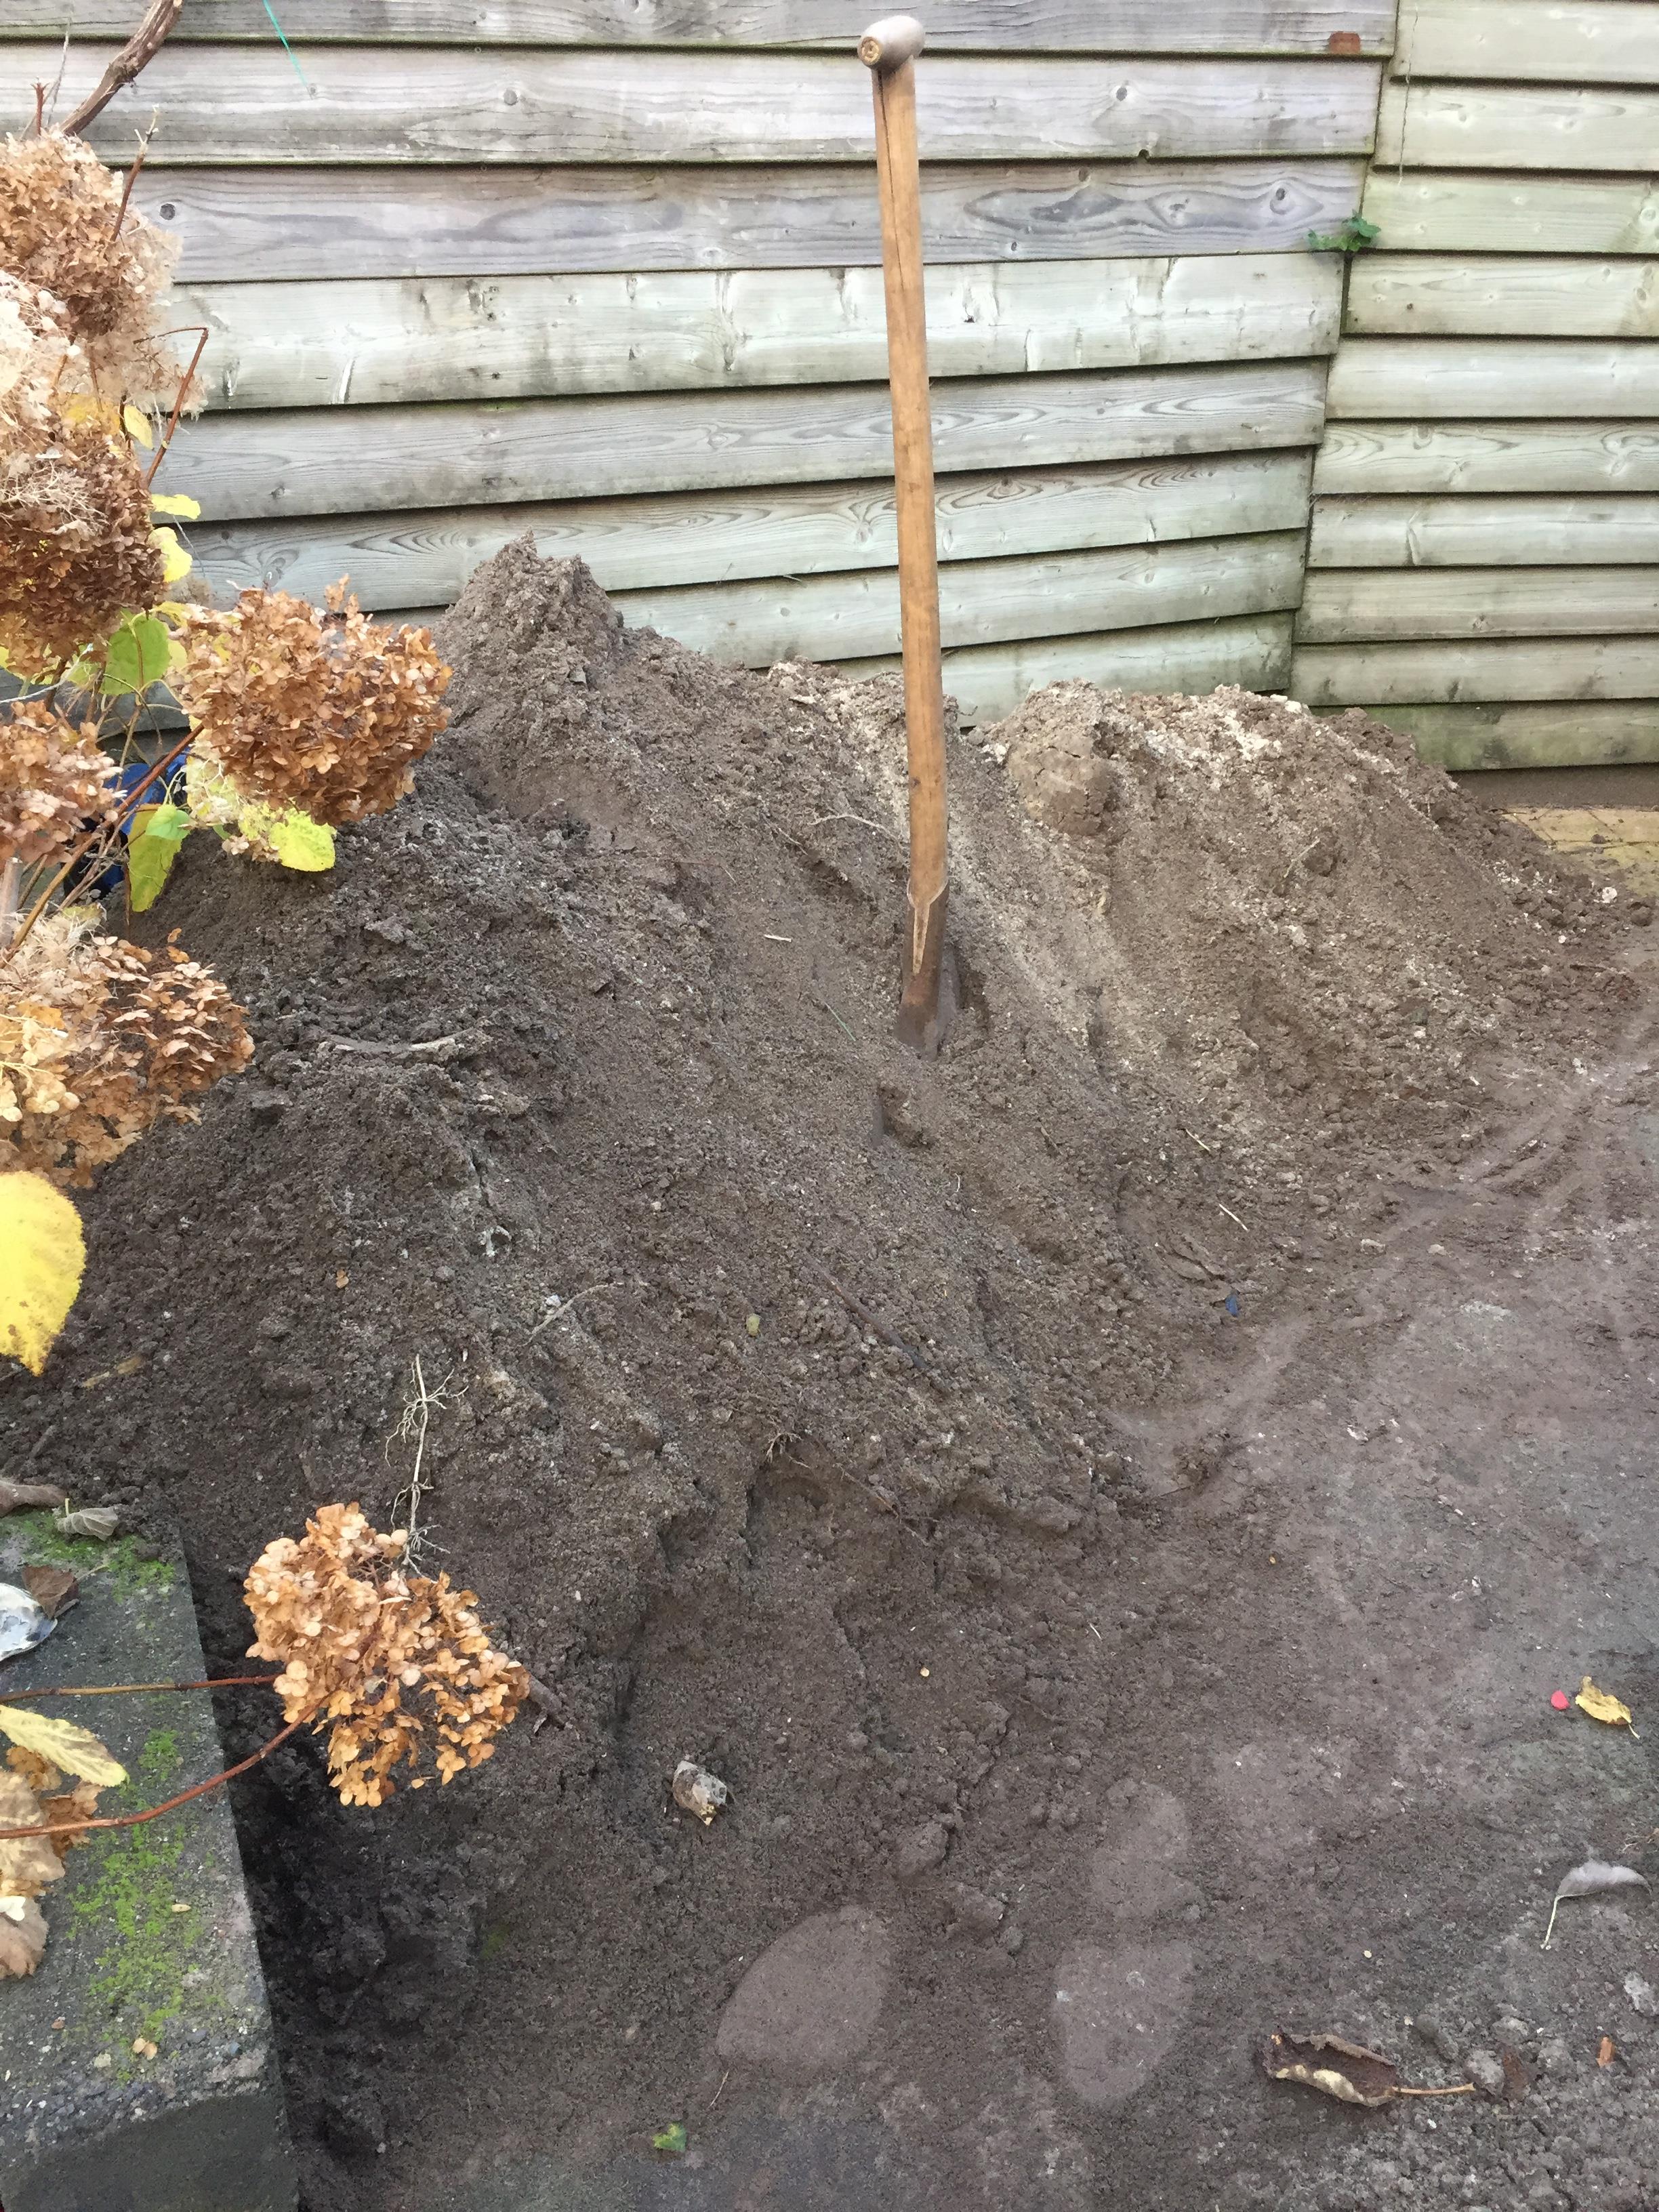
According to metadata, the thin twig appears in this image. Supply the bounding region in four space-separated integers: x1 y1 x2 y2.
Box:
0 1673 280 1702
388 1354 455 1568
529 1283 621 1337
1218 1202 1251 1235
1183 1128 1216 1156
1396 2084 1476 2098
0 1716 304 1844
817 1269 945 1390
144 325 208 486
112 119 156 235
708 2070 731 2111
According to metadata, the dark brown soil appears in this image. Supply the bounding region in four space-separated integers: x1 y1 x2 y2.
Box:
5 544 1658 2212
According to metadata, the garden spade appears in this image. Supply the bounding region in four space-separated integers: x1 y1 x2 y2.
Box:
861 14 953 1052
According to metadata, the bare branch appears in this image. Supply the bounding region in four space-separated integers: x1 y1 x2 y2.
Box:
61 0 184 140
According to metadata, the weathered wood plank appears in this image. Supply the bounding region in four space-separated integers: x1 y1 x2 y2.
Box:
610 530 1305 664
1292 636 1659 703
6 46 1381 164
853 612 1296 722
1367 701 1659 770
131 160 1368 283
1361 171 1659 256
0 0 1399 51
1347 255 1659 339
190 451 1313 608
1309 495 1659 566
1376 79 1659 173
1326 340 1659 418
1394 1 1659 85
158 360 1330 523
1297 567 1659 643
1314 419 1659 494
184 254 1341 413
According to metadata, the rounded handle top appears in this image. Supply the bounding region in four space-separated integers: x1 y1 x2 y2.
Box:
860 14 925 69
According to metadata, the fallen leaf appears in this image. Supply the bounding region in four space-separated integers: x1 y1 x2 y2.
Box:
0 1478 67 1518
36 1783 102 1860
1543 1859 1651 1948
1599 2035 1616 2066
52 1504 120 1541
21 1565 78 1620
0 1770 66 1901
0 1705 127 1788
132 2036 158 2059
0 1896 48 1978
1263 2030 1399 2108
1576 1677 1638 1736
6 1746 61 1793
0 1172 86 1377
652 2121 687 2156
672 1759 732 1826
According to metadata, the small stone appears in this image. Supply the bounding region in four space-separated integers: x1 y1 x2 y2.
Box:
247 1090 287 1124
1624 1972 1659 2018
893 1820 949 1884
949 1885 1005 1937
1466 2048 1507 2097
1538 2036 1574 2077
1000 1924 1025 1957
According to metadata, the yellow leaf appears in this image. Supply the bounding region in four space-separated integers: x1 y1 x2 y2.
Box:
150 526 192 584
150 493 201 519
58 394 121 433
0 1707 126 1788
0 1173 85 1378
121 403 154 448
245 803 335 874
1577 1677 1638 1735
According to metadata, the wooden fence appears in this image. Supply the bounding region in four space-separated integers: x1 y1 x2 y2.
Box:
1290 0 1659 766
0 2 1382 724
3 3 1656 756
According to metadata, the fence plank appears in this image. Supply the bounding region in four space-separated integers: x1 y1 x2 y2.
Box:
1298 566 1659 642
1309 494 1659 565
1394 1 1659 85
184 254 1340 413
1376 79 1659 172
1314 419 1659 493
5 45 1380 163
1327 339 1659 417
129 161 1367 283
1292 636 1659 702
159 360 1329 522
1347 255 1659 337
610 530 1305 663
1361 170 1659 255
1370 701 1659 769
0 0 1399 50
853 612 1296 722
190 451 1313 607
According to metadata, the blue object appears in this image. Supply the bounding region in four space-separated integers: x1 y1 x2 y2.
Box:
68 752 189 901
1224 1292 1241 1317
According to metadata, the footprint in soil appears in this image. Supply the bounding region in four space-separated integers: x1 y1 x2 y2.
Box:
715 1904 893 2077
1052 1782 1197 2107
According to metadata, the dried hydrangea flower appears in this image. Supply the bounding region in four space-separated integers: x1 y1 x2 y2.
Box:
0 699 115 867
245 1504 529 1808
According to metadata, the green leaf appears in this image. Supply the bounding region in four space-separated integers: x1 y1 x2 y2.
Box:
100 613 172 697
126 803 194 912
238 800 337 873
651 2123 687 2157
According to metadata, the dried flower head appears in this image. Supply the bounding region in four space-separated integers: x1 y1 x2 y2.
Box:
0 913 253 1187
0 273 79 443
0 398 164 676
0 131 191 412
175 588 451 827
244 1504 529 1809
0 698 115 865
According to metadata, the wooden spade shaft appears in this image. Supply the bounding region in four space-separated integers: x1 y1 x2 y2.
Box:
861 14 949 1048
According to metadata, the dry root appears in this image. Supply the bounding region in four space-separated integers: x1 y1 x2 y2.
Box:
0 131 194 413
0 912 252 1187
244 1504 529 1808
174 586 451 827
0 698 115 867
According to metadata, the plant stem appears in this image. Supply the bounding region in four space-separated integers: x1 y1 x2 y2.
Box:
0 1673 281 1702
0 855 21 949
0 1715 305 1843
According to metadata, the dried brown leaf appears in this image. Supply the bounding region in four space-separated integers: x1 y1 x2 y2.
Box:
0 1896 48 1978
20 1564 79 1620
1263 2029 1399 2108
0 1767 66 1900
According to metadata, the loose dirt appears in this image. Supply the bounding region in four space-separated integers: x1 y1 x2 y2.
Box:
4 542 1657 2212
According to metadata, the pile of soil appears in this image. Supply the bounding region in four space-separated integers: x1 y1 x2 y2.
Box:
0 543 1642 2210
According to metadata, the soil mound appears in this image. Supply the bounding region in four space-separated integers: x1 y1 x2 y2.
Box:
0 540 1633 2208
